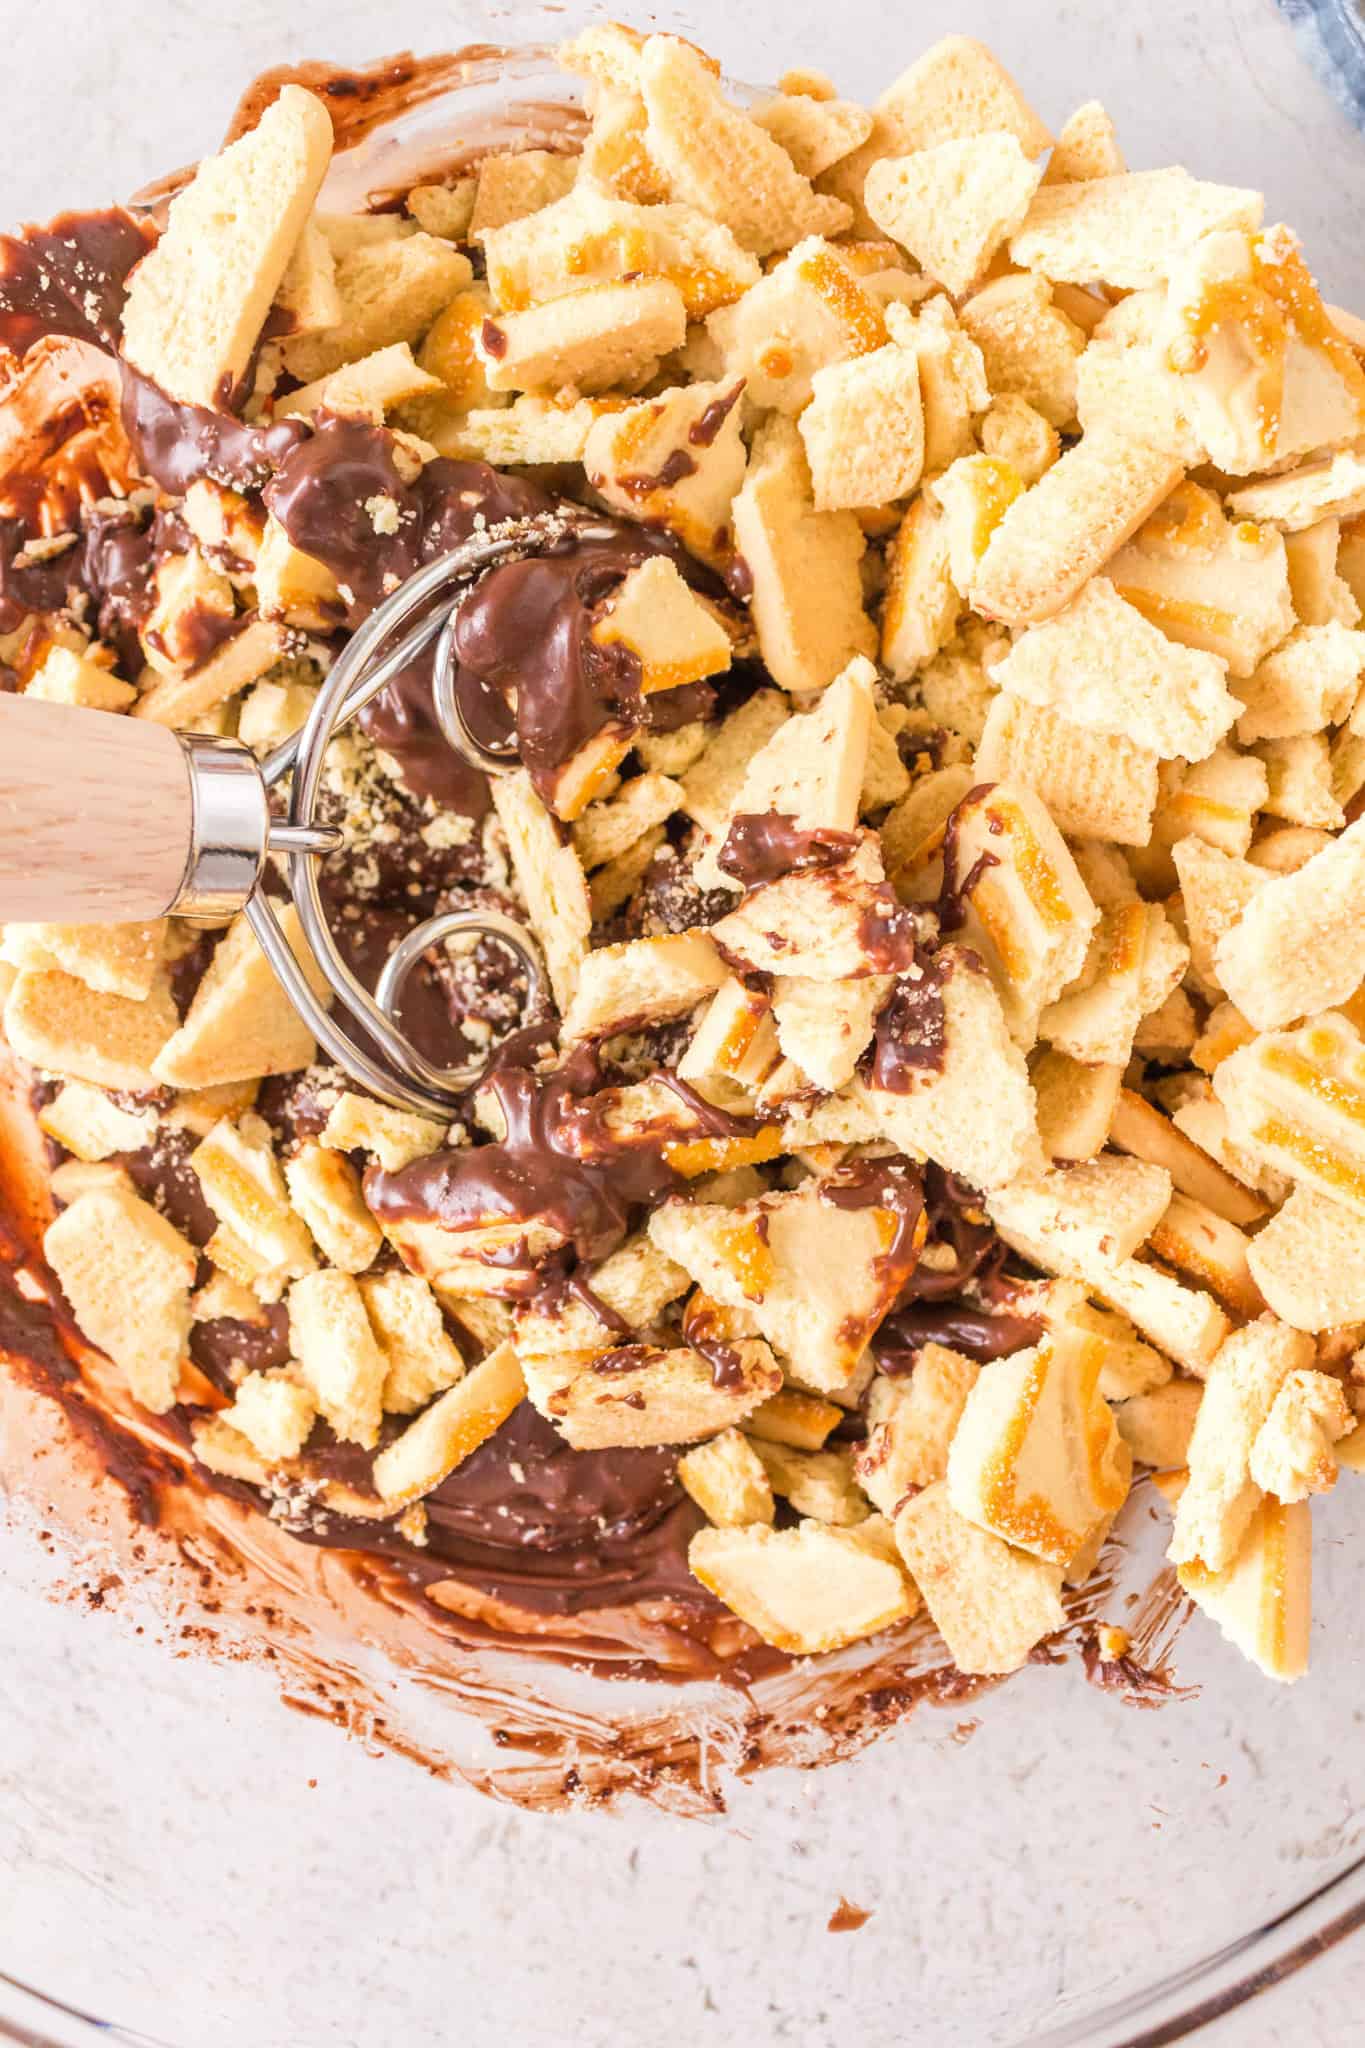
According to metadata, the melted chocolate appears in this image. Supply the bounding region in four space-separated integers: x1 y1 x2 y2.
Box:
689 382 744 448
589 1343 655 1374
0 1259 76 1389
358 643 493 818
77 507 165 666
121 370 307 495
225 50 527 155
875 1304 1042 1365
0 526 69 631
638 677 717 732
915 1167 1010 1299
397 1402 710 1617
870 1167 1041 1366
324 894 529 1080
265 1393 711 1618
683 1302 748 1391
868 953 954 1089
268 421 679 804
0 209 151 357
255 1068 337 1147
938 781 998 932
857 895 929 975
0 502 180 668
861 784 1014 1089
0 208 311 508
0 209 302 668
625 847 734 938
619 448 698 494
190 1304 292 1393
167 930 216 1018
717 813 860 890
118 1125 220 1246
538 1265 632 1337
823 1156 925 1278
146 595 246 672
265 416 553 615
366 1051 684 1282
450 529 677 795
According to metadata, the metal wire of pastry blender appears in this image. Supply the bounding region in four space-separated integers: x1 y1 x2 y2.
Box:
244 511 616 1120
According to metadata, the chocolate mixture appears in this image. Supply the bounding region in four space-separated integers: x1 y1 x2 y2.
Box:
717 813 861 890
873 1167 1044 1365
449 532 713 793
0 197 1040 1649
368 1051 686 1278
0 209 150 356
123 374 308 496
300 1399 713 1619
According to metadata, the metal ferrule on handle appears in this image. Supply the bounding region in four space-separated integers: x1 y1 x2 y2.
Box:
174 734 348 918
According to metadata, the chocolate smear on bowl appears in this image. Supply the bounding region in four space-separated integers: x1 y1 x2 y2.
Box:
223 48 551 156
0 209 151 356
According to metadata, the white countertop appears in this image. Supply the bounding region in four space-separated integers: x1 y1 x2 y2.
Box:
4 3 1365 2043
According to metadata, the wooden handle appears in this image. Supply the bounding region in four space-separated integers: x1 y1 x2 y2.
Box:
0 697 193 922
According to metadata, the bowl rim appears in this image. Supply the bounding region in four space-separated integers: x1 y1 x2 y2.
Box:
3 1843 1363 2048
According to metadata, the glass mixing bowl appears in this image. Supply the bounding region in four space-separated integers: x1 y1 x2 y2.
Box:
3 14 1365 2046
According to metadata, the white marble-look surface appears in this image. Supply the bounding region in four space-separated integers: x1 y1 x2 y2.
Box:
3 3 1365 2043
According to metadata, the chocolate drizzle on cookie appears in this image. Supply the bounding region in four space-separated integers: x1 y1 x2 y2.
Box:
872 1167 1042 1367
938 781 999 933
868 953 955 1089
717 812 860 890
822 1155 927 1279
122 373 308 495
265 417 554 615
367 1051 679 1275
